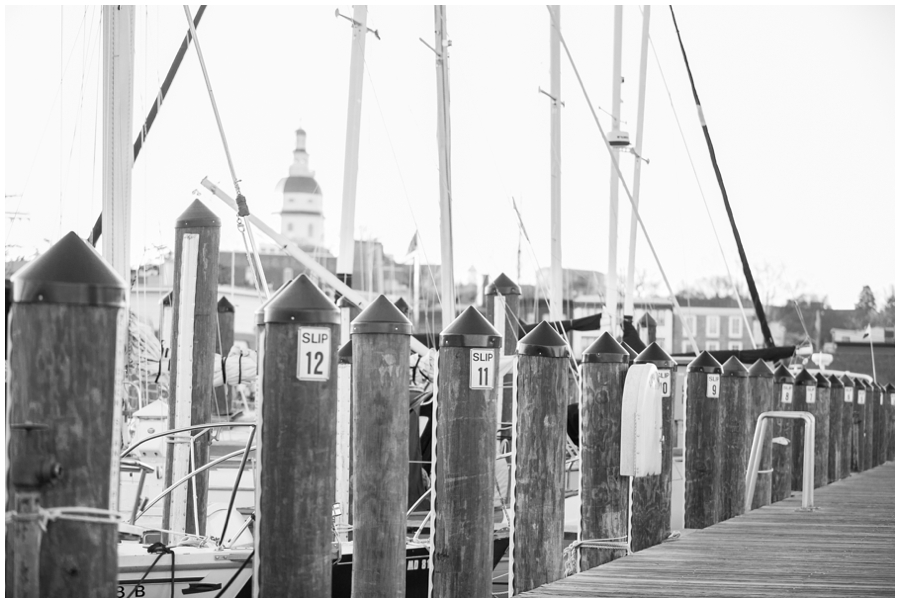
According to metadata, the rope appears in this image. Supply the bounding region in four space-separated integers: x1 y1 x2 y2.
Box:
212 346 258 387
215 551 253 598
127 542 174 598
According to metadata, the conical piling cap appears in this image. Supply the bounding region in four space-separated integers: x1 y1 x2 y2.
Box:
748 358 773 378
176 198 221 228
853 377 866 390
351 294 412 335
873 382 885 392
840 373 855 388
815 373 831 388
440 306 501 349
793 368 816 386
773 363 794 384
161 290 174 307
863 378 874 391
11 231 125 307
620 341 638 365
517 321 568 358
722 356 749 378
394 297 410 314
264 274 339 325
828 374 842 388
634 341 676 369
886 383 894 394
485 273 521 297
255 279 292 326
217 296 235 313
338 340 352 364
582 332 628 364
687 350 723 374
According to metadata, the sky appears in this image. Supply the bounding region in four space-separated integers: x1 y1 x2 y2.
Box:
3 4 896 310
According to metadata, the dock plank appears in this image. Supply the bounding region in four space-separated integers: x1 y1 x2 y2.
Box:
519 463 894 598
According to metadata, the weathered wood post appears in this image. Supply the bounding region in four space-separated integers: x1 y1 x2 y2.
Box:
163 199 220 539
812 373 831 488
771 364 794 502
255 274 340 597
336 339 353 533
791 368 816 491
748 359 774 509
578 333 629 570
351 294 412 598
7 231 126 597
485 273 521 441
684 351 723 529
510 321 569 594
431 306 501 597
827 374 843 484
873 383 885 467
886 383 895 462
862 379 873 471
631 342 676 551
214 295 235 417
719 357 749 522
840 374 855 478
851 378 865 472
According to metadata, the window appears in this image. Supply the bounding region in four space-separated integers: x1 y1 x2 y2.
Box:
706 315 720 338
656 337 667 352
282 267 294 283
729 316 742 338
287 222 293 232
682 341 693 354
682 315 697 337
706 340 720 351
728 341 742 351
308 224 314 237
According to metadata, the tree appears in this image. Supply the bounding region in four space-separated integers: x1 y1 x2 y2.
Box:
878 287 895 328
854 285 878 328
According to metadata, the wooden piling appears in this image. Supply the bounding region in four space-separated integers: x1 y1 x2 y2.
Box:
812 373 831 488
771 364 794 502
163 199 220 539
684 351 723 529
7 231 126 597
336 340 353 534
862 379 873 471
791 368 816 491
748 359 774 509
214 295 235 417
840 374 855 478
577 333 629 570
511 321 569 595
351 295 412 598
873 383 885 467
431 306 502 598
485 273 521 441
886 383 895 462
719 357 749 522
827 374 843 484
631 342 677 552
255 274 340 597
852 378 865 472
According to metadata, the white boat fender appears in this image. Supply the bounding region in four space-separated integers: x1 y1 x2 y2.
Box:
620 363 663 477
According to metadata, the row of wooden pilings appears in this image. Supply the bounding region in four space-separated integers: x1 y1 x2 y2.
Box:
5 199 896 597
685 352 895 529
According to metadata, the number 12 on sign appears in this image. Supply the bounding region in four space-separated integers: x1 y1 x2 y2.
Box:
297 326 331 382
470 349 495 390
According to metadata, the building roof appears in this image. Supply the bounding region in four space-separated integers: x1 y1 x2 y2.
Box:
276 176 322 195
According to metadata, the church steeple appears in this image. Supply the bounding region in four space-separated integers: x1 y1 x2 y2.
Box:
290 128 312 177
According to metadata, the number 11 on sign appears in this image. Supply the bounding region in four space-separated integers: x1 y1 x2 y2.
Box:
470 349 495 390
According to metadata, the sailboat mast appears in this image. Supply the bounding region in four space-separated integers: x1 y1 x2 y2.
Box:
549 5 563 321
623 6 651 321
434 6 456 329
336 6 368 301
603 6 624 335
101 5 135 290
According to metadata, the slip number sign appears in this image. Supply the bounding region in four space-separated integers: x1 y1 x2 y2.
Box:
658 370 672 398
805 386 816 404
470 349 495 390
781 384 792 404
844 387 854 403
297 327 331 382
707 374 720 398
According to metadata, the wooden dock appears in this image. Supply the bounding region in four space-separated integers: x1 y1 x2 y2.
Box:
520 463 895 598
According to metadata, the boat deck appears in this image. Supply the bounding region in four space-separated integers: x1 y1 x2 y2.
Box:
519 462 895 598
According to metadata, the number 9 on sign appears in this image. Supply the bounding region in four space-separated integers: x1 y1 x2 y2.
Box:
297 327 331 382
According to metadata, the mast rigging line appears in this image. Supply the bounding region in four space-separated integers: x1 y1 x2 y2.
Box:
88 5 207 248
668 5 775 349
546 5 700 356
641 6 756 349
182 5 269 301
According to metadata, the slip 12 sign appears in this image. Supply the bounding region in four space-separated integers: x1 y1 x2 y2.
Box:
297 327 332 382
469 349 496 390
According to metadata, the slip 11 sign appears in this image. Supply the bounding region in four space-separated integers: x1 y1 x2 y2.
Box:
297 327 331 382
470 349 495 390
